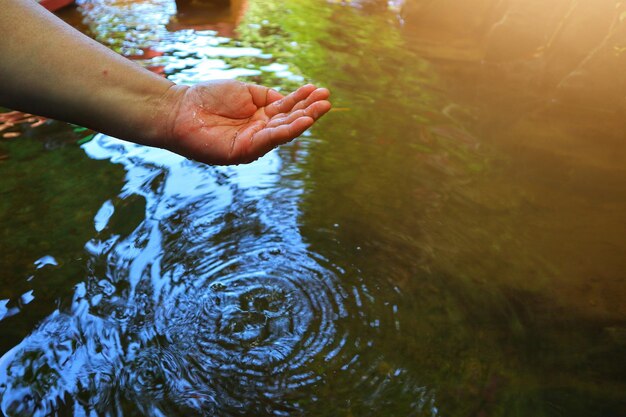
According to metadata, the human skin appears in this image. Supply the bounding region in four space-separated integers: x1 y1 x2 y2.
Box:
0 0 331 165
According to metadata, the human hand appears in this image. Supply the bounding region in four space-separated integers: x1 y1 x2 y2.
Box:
160 80 331 165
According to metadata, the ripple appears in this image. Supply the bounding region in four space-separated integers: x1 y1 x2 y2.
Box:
0 1 414 414
151 249 349 413
0 117 408 416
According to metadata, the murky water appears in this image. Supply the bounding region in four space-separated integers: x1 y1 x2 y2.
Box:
1 0 626 416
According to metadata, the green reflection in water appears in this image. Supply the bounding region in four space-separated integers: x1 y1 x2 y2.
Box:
235 1 626 416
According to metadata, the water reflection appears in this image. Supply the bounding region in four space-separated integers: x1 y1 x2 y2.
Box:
2 1 366 414
2 0 626 416
1 135 354 416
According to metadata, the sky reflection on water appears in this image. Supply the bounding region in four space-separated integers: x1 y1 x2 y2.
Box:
0 7 416 412
1 135 369 416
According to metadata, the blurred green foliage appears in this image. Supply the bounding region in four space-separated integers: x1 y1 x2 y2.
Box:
233 1 626 416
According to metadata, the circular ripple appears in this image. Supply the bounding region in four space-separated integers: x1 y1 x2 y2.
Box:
157 249 349 411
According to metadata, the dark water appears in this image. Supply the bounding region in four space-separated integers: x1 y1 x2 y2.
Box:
1 0 626 416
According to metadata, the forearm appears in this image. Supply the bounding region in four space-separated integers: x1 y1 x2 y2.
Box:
0 0 180 146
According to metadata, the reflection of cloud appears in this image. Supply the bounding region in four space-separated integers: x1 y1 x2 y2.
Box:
0 307 120 416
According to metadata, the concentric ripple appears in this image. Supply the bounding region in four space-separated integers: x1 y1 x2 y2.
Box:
149 248 349 414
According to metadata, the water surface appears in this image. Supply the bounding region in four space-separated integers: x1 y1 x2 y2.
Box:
1 0 625 416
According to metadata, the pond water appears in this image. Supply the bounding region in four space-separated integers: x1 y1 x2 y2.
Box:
1 0 626 416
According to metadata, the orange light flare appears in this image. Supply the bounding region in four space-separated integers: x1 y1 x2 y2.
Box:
0 111 47 139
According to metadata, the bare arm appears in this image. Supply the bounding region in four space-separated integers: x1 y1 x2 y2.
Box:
0 0 331 164
0 0 175 145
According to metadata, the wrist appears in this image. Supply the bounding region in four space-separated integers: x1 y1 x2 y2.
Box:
147 83 189 151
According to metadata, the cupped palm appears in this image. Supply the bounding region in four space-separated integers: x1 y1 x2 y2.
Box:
164 80 331 165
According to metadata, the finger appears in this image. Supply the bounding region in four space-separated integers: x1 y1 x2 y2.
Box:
249 116 314 157
306 99 332 120
264 84 317 118
247 84 284 108
266 110 306 129
266 100 331 128
291 87 330 112
264 87 329 122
